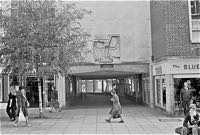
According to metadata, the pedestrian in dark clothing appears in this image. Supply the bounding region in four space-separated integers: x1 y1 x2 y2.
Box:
13 86 31 127
49 86 61 112
6 86 16 121
181 104 199 135
180 82 193 116
105 89 124 123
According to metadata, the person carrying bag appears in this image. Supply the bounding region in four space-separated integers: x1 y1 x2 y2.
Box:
18 108 26 122
13 86 31 127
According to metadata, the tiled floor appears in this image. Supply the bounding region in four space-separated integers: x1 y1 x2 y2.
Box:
0 104 183 135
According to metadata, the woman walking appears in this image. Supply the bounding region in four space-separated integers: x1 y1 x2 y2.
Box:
13 86 31 127
6 85 17 121
105 89 124 123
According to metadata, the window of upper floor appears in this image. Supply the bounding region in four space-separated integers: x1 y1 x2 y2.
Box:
189 0 200 43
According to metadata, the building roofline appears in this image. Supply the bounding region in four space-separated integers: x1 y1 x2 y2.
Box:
153 56 200 63
71 61 150 66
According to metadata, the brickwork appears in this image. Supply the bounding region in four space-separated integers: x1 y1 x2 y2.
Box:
151 0 192 60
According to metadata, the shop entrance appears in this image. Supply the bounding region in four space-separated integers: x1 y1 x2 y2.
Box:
26 77 43 108
174 78 200 108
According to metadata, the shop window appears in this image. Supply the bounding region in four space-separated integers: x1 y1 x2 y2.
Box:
174 78 200 108
107 79 113 92
132 80 135 92
81 80 86 93
96 80 102 93
103 80 107 92
155 77 167 108
135 79 139 92
124 79 132 94
162 78 166 107
156 79 161 106
70 80 72 94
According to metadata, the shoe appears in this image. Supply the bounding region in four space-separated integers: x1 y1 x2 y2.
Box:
13 122 17 127
49 110 52 113
24 124 31 127
58 109 62 112
118 120 124 123
105 119 111 122
11 118 15 121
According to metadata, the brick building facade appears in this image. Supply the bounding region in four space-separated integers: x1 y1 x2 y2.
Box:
150 0 200 114
151 0 194 60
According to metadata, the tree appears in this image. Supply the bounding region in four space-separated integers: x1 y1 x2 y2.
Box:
0 0 91 118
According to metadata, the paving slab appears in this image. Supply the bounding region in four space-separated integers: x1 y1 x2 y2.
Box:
0 105 183 134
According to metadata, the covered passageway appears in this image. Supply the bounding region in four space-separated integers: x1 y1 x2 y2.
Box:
64 62 150 107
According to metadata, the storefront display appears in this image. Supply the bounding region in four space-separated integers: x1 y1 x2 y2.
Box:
153 57 200 114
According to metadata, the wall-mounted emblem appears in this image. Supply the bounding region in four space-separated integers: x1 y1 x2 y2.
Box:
93 34 120 63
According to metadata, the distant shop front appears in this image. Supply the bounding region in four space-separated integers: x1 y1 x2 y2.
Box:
153 57 200 114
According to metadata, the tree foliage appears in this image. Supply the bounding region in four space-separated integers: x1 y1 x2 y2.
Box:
0 0 91 77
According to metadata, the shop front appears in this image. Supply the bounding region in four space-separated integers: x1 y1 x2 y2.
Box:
153 57 200 115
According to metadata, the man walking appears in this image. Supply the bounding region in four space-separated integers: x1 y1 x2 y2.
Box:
180 82 193 116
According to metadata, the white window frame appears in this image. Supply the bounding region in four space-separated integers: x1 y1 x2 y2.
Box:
188 0 200 43
155 76 166 109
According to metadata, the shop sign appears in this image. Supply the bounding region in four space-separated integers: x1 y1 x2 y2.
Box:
153 61 200 75
170 62 200 74
153 65 163 75
155 66 162 75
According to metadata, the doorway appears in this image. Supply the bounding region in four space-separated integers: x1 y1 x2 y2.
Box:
26 77 43 108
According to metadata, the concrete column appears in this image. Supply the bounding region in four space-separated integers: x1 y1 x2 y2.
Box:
56 74 66 108
78 79 81 93
149 64 154 108
166 74 174 115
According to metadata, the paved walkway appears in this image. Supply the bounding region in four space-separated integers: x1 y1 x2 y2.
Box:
0 104 183 135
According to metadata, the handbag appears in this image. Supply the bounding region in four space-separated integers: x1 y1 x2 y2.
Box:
18 109 26 122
